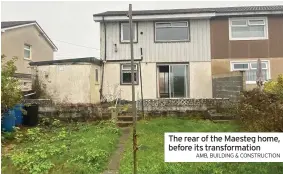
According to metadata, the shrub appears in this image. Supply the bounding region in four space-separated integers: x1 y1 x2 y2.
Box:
264 74 283 99
1 55 22 115
237 88 283 132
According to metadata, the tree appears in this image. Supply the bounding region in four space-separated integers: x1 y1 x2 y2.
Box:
1 54 22 116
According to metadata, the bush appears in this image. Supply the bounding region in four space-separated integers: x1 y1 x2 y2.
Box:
264 74 283 99
237 88 283 132
1 55 22 115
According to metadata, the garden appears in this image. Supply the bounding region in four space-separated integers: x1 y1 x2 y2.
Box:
1 54 283 174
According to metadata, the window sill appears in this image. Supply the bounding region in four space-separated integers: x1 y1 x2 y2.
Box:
154 40 190 43
229 37 268 41
24 58 32 61
120 83 139 86
246 81 269 85
120 41 138 44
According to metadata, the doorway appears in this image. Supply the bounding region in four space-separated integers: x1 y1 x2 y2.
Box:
157 64 188 98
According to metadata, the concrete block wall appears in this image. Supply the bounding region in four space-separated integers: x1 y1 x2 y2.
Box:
212 71 245 101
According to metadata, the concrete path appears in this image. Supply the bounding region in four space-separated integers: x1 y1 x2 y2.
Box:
103 127 131 174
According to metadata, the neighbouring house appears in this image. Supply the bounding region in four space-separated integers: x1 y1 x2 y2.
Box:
210 5 283 90
93 5 283 101
30 57 102 104
1 20 58 92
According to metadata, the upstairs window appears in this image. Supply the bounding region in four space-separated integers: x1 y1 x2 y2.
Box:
24 44 31 60
120 23 137 43
229 17 268 40
231 61 270 84
155 21 189 42
120 64 138 85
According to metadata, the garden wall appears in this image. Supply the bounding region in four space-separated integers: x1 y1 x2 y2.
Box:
23 99 112 122
137 98 230 112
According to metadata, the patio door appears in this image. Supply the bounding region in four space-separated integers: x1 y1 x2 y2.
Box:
158 64 188 98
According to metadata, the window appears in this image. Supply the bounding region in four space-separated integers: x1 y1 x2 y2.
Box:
95 68 99 82
231 61 270 84
229 17 268 40
24 44 31 60
155 21 189 42
120 23 137 43
120 64 138 85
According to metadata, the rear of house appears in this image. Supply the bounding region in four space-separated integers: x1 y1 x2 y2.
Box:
94 10 213 101
94 5 283 101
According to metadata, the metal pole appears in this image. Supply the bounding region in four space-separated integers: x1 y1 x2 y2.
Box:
128 4 137 174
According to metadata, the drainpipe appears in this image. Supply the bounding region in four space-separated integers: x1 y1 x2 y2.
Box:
100 16 107 101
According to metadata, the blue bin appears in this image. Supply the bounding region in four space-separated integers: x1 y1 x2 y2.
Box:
14 104 23 126
1 110 16 132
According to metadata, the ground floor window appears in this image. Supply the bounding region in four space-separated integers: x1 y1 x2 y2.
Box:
157 64 188 98
230 60 270 84
120 64 138 85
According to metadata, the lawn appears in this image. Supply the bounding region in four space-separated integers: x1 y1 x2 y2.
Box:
119 118 283 174
1 121 121 174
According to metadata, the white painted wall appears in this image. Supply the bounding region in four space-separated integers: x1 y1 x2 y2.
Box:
190 62 212 98
100 19 211 62
103 62 157 101
103 62 212 100
34 64 101 103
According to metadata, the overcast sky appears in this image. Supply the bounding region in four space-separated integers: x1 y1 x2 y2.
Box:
1 1 283 60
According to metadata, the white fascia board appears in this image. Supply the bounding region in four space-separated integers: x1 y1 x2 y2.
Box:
217 11 283 16
93 12 216 22
2 23 58 51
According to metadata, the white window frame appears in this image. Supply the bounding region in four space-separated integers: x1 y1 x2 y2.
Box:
24 44 32 60
230 60 271 84
120 22 137 43
120 64 138 85
155 21 189 42
229 17 268 41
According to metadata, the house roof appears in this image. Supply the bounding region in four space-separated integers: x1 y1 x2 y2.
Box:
1 20 58 51
29 57 103 66
1 20 36 29
93 5 283 16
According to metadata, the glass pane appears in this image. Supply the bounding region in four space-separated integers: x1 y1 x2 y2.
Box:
122 64 137 70
246 69 267 81
24 49 30 58
170 65 186 98
249 25 264 37
231 20 247 26
122 23 136 41
249 19 265 25
156 27 189 41
231 26 250 38
250 62 267 69
171 22 187 27
95 69 99 82
122 72 137 84
156 23 171 27
159 71 169 98
233 63 248 69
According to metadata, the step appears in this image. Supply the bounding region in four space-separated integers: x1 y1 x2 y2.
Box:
117 121 133 127
117 115 141 121
213 120 232 123
209 113 235 120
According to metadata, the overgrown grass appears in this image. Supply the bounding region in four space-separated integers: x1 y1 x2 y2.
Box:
2 121 121 174
119 118 283 174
